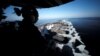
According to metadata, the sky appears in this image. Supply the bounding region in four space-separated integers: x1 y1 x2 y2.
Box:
4 0 100 21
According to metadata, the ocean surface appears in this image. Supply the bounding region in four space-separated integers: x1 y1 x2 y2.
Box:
36 17 100 56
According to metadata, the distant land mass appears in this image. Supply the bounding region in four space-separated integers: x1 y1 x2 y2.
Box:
36 17 100 56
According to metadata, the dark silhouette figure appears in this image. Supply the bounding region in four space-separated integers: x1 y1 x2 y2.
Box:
0 0 74 56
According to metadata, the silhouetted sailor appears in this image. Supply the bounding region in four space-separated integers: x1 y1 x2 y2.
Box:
17 6 38 32
0 0 74 56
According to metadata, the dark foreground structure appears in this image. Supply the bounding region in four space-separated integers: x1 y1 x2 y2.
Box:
0 0 74 56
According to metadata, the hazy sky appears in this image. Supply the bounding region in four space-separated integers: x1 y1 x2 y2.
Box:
4 0 100 21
